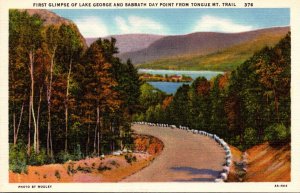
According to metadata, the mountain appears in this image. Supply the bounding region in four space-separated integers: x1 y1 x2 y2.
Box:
21 9 87 49
119 27 290 67
86 34 164 54
138 27 290 71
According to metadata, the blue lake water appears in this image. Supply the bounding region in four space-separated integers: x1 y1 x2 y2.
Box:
139 69 223 94
148 81 191 94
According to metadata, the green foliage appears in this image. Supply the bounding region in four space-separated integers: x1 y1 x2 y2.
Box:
9 9 142 164
73 144 83 161
264 124 290 146
121 123 135 151
139 83 167 112
28 148 48 166
243 128 259 149
9 143 27 174
168 84 190 126
56 151 74 164
55 145 82 163
132 113 145 122
145 104 164 123
135 33 291 150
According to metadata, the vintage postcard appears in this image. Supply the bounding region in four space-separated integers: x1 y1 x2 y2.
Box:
0 0 300 192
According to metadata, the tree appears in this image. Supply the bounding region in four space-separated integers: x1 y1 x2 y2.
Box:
57 24 84 153
210 75 227 136
9 10 30 146
9 10 143 166
189 77 211 131
168 84 190 126
256 33 290 125
9 10 43 155
45 25 60 156
83 39 121 155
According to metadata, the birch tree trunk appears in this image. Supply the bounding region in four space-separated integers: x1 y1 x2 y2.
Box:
28 98 31 156
86 115 90 155
65 60 72 153
36 86 43 154
94 106 100 155
47 52 55 157
13 102 24 146
29 51 38 154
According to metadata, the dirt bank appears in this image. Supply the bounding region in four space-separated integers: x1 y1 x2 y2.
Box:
228 142 290 182
9 134 163 183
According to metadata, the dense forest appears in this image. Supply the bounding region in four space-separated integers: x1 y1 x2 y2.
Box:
9 9 291 175
134 32 291 150
9 10 141 172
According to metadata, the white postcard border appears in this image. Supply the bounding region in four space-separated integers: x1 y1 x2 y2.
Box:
0 0 300 192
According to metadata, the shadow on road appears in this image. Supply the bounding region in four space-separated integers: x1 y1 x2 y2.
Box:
170 166 221 182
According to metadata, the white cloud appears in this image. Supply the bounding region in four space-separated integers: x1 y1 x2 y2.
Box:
194 15 254 33
74 17 108 38
115 16 166 34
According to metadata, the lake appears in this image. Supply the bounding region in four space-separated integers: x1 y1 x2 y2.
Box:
148 81 191 94
139 69 223 94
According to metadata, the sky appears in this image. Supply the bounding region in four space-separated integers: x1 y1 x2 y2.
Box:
51 9 290 38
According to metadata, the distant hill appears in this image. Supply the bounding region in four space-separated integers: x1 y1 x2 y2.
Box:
120 27 289 70
21 9 87 49
138 28 290 71
19 10 290 71
86 34 164 54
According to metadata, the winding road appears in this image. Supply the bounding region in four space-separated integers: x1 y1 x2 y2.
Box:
123 124 226 182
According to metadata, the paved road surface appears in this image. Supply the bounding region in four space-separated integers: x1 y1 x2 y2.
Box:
123 124 225 182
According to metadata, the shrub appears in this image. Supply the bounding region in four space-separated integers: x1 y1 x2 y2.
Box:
56 151 73 164
9 143 28 174
28 148 48 166
109 160 120 168
264 124 290 146
228 135 240 148
54 170 61 180
110 160 117 166
73 144 83 161
243 127 259 149
125 154 137 164
132 156 137 162
97 164 111 172
76 165 92 173
56 144 83 163
67 163 77 175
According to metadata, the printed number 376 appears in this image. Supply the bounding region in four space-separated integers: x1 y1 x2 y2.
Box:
245 3 253 7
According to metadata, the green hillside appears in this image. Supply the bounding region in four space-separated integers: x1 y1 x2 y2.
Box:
137 33 288 71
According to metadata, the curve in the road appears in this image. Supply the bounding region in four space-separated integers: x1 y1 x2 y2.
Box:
123 124 226 182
